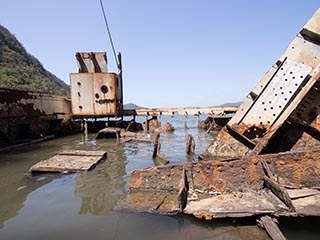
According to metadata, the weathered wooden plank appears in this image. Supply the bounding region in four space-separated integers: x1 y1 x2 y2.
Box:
287 188 320 199
59 150 107 156
291 192 320 216
28 150 107 174
258 216 286 240
264 177 295 211
184 191 288 220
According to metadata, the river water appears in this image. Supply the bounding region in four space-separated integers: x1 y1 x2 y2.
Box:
0 115 319 239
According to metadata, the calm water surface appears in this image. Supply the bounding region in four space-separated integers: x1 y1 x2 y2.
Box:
0 115 319 239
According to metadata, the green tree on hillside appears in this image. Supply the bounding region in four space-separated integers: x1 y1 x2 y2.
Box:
0 24 70 96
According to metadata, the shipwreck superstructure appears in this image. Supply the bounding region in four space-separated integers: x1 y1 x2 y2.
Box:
70 52 123 118
203 9 320 158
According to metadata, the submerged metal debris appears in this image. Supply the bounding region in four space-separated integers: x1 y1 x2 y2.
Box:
116 8 320 240
28 150 107 175
116 149 320 219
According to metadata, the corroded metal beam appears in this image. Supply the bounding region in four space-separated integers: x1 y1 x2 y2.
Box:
116 149 320 219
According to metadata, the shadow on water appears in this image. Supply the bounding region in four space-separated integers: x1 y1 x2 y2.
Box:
75 141 128 215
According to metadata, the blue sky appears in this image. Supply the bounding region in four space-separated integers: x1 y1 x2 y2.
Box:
0 0 319 107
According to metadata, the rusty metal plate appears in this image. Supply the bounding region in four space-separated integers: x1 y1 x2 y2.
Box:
70 73 95 115
70 73 117 116
93 73 117 115
28 150 107 174
241 58 311 126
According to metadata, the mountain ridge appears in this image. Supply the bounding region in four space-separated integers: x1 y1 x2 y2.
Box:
0 24 70 96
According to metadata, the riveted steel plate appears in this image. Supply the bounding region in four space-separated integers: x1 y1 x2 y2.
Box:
241 58 312 126
93 73 117 115
70 73 95 115
70 73 117 116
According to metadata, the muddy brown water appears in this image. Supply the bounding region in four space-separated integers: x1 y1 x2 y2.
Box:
0 116 319 240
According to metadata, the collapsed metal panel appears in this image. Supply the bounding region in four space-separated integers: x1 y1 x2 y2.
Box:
240 59 311 126
203 8 320 158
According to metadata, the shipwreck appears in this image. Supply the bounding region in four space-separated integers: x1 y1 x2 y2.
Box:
116 8 320 240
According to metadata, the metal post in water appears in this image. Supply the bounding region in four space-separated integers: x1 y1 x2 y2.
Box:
184 113 188 130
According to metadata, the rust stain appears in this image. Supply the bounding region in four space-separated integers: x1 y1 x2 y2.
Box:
193 211 215 220
129 171 144 189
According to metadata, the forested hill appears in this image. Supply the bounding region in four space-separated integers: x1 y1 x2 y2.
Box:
0 24 70 96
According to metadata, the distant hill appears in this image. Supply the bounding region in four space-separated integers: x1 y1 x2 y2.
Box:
123 103 145 110
0 24 70 96
215 101 242 107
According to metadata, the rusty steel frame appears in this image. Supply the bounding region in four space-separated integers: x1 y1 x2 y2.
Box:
204 8 320 158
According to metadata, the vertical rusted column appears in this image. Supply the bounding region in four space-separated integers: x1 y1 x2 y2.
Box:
145 116 149 132
186 134 195 154
153 133 161 158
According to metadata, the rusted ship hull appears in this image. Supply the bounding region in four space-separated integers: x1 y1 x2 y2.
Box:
116 149 320 220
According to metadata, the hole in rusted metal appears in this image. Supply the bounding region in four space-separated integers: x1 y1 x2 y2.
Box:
243 126 267 139
101 85 109 93
95 93 100 99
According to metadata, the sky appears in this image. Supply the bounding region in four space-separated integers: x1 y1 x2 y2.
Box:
0 0 319 108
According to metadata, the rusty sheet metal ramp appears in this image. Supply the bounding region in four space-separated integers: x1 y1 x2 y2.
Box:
27 150 107 175
204 8 320 158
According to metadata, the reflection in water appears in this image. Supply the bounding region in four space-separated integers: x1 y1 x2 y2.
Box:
161 215 270 240
75 142 127 215
0 172 51 229
0 146 59 229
